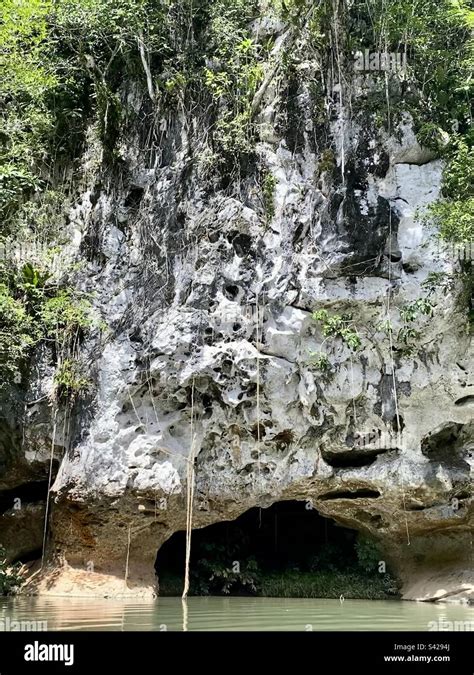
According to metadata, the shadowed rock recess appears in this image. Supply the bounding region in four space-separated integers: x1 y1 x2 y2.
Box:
1 5 472 604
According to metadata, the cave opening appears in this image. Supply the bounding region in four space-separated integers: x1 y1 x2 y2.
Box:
155 500 398 599
0 481 49 515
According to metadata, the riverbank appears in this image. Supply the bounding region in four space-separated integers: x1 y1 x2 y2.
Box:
158 570 399 600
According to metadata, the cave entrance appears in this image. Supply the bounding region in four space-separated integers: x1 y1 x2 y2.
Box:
155 501 396 598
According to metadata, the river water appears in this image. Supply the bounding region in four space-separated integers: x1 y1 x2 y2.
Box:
0 596 473 631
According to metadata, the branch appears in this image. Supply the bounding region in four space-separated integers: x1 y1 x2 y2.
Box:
250 28 292 120
137 31 155 102
250 1 320 120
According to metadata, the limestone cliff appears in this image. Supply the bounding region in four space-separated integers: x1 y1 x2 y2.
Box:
0 2 472 603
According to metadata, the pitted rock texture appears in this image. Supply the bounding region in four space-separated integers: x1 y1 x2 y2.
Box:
2 35 472 601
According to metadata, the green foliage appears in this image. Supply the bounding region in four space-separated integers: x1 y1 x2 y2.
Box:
259 569 398 599
193 539 261 595
355 535 381 574
0 0 56 96
311 296 437 364
53 0 158 57
158 567 399 599
14 190 70 244
48 0 169 154
313 309 362 350
354 536 398 596
95 83 123 154
440 139 474 201
163 72 187 98
349 1 473 246
416 139 473 322
351 0 473 135
376 319 393 335
399 298 434 323
424 199 474 244
308 542 342 572
1 0 472 222
0 0 57 223
0 167 40 219
0 264 95 389
421 271 454 295
204 69 232 99
271 0 308 24
396 297 435 353
186 535 398 600
214 111 255 156
0 283 36 382
194 552 261 595
0 546 23 595
203 0 263 156
54 358 91 400
40 289 94 339
421 138 474 244
319 148 336 174
0 0 174 223
1 0 470 387
20 263 52 307
418 137 473 320
310 351 331 372
0 0 268 214
310 310 361 374
158 515 400 600
416 123 448 153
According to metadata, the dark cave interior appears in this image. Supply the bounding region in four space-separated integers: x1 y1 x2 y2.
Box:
154 500 381 595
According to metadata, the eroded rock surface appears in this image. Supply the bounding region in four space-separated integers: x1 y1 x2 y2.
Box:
1 25 472 602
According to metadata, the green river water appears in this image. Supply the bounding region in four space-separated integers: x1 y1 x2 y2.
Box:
0 596 473 631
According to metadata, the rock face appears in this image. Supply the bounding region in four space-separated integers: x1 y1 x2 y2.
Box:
1 25 472 602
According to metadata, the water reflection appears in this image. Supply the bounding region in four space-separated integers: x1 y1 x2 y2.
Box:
0 596 472 632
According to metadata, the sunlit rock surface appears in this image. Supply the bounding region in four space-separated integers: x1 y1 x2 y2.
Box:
1 30 472 602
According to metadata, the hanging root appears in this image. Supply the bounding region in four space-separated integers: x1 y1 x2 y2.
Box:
349 351 357 426
181 597 189 631
255 291 261 487
124 523 132 587
41 408 58 569
386 209 410 546
182 377 196 599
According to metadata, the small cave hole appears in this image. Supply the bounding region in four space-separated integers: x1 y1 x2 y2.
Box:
224 284 239 300
454 395 474 406
389 251 402 263
272 429 295 449
129 328 142 343
319 489 381 501
124 187 144 208
392 415 405 433
402 261 421 274
405 503 428 512
250 421 269 440
12 547 44 565
0 481 52 515
231 233 252 257
201 393 213 418
323 448 389 468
